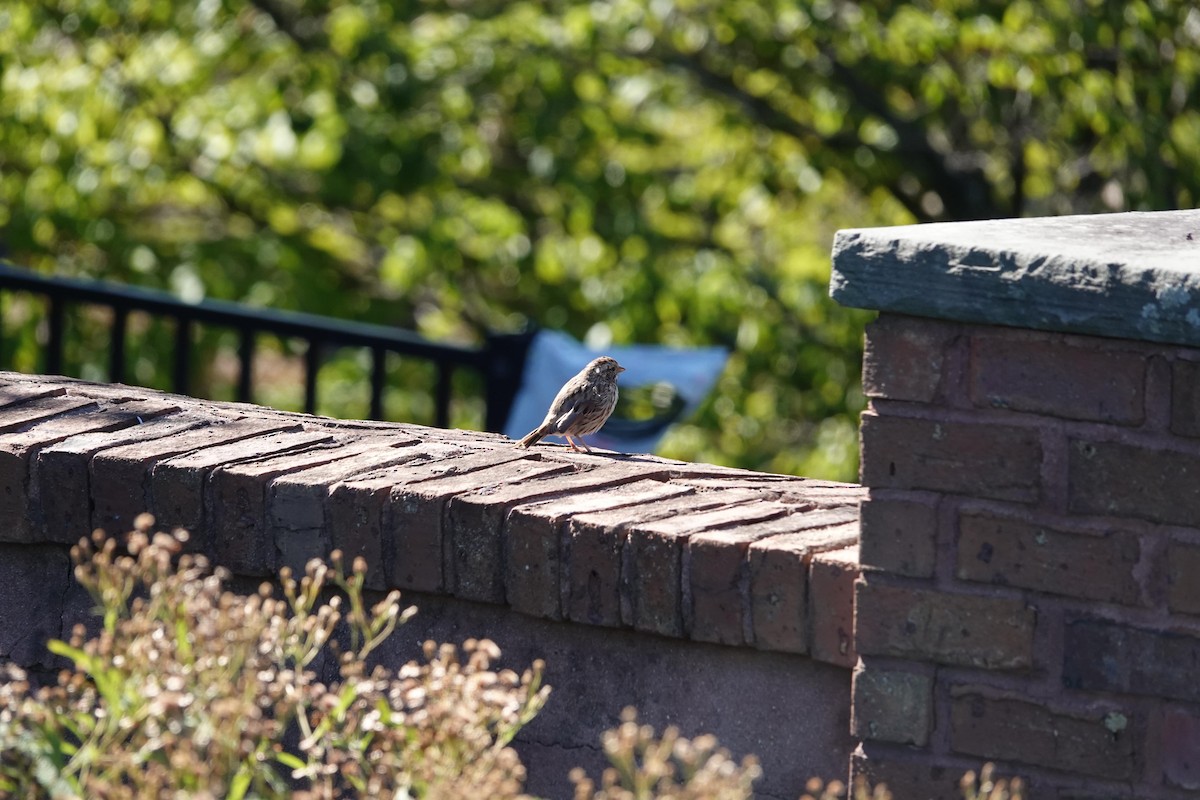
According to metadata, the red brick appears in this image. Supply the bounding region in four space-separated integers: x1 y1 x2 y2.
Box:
268 442 432 531
672 476 793 492
1163 706 1200 790
0 383 66 407
0 400 178 542
679 476 864 509
90 418 300 535
956 513 1141 605
777 484 867 508
852 663 933 746
150 431 332 544
1063 618 1200 703
264 442 426 573
565 499 694 629
858 495 937 578
855 579 1036 669
328 478 392 590
969 335 1146 424
1068 438 1200 526
375 450 554 592
0 395 96 432
809 542 860 666
268 444 481 588
385 490 445 593
502 519 563 621
567 489 764 631
35 414 214 544
504 480 691 621
950 688 1136 781
324 448 514 591
443 464 592 604
60 382 164 402
208 437 410 575
1171 359 1200 437
687 508 856 647
860 413 1042 503
740 518 860 654
630 500 798 639
747 539 809 654
1 399 176 455
564 517 626 628
862 314 960 402
1168 541 1200 616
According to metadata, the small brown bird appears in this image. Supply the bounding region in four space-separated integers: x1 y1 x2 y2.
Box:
517 356 625 453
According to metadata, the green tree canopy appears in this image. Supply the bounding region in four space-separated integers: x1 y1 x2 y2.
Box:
1 0 1194 479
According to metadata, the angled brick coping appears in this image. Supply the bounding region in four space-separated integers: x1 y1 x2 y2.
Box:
0 371 862 665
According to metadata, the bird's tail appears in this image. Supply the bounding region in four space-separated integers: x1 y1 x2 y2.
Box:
517 424 551 448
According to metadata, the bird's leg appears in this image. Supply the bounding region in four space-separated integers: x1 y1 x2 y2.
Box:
565 434 590 453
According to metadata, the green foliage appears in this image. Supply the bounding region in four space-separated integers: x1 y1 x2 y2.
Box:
0 521 767 799
0 518 549 799
1 0 1194 478
570 707 762 800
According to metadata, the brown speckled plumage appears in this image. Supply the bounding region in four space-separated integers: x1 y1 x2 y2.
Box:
516 356 625 453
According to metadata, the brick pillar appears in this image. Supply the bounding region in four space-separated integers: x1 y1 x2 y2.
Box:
832 209 1200 799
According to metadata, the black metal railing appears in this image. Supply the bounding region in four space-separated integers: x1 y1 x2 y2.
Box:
0 262 533 431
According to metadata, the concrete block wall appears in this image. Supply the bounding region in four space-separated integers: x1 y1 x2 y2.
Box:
833 209 1200 799
0 371 860 799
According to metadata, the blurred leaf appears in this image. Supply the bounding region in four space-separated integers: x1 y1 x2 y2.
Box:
1 0 1194 479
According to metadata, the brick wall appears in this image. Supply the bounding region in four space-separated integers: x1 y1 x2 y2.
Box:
0 371 860 798
853 313 1200 799
8 299 1194 795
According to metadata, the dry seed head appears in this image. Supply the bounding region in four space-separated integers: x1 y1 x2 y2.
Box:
151 531 178 551
126 531 148 555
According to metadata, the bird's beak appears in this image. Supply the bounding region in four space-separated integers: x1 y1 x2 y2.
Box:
617 366 626 373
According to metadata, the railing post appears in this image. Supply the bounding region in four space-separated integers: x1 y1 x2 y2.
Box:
434 362 452 429
173 316 192 394
237 327 254 403
369 346 386 420
482 328 536 432
110 307 127 383
304 339 320 415
46 296 65 376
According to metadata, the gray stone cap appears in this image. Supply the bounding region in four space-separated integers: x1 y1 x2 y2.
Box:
831 208 1200 346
